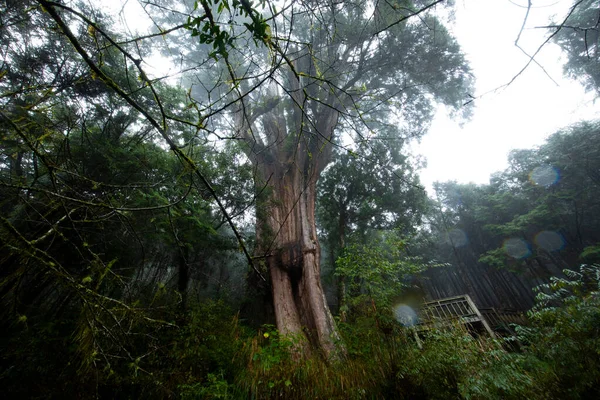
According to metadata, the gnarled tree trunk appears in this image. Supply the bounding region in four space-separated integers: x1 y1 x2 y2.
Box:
255 154 343 359
233 50 347 357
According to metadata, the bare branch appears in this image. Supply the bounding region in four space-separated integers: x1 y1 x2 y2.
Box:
372 0 445 36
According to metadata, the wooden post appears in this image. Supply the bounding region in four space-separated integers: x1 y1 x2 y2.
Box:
464 294 495 338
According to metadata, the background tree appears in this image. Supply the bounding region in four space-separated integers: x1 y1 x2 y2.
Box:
0 1 253 394
552 0 600 94
317 141 427 312
420 120 600 310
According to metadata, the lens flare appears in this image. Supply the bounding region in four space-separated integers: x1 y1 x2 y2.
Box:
393 304 418 327
503 238 531 259
529 165 559 187
534 231 565 252
445 228 468 247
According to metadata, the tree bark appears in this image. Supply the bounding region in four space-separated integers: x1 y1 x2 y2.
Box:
235 60 345 358
255 160 343 359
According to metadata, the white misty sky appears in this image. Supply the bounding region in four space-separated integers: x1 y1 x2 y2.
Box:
414 0 600 193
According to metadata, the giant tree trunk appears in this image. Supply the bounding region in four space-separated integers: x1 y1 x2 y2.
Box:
255 160 343 359
235 52 345 358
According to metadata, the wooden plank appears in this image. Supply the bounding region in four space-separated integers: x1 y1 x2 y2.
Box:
464 294 495 338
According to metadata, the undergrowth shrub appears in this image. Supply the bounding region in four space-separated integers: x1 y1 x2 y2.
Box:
234 324 389 400
171 301 245 382
6 266 600 399
179 372 234 400
232 309 542 399
515 264 600 399
395 328 546 400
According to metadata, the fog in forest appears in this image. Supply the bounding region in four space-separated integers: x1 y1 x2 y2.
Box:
1 1 599 398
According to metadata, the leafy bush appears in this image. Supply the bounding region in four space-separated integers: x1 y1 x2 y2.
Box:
394 326 544 400
179 373 233 400
166 264 600 400
515 264 600 399
335 230 440 319
233 322 398 399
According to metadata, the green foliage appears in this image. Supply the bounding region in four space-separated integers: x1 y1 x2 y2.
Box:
171 301 246 379
167 280 600 400
424 121 600 310
477 248 507 269
318 142 427 243
237 311 547 400
5 2 600 400
248 325 294 370
317 140 429 316
516 264 600 399
0 4 250 395
396 329 543 400
335 230 438 312
236 324 391 399
553 0 600 94
580 243 600 263
180 372 233 399
481 121 600 269
186 0 270 60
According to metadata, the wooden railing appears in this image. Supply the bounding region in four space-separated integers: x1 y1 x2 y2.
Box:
416 295 495 337
479 307 528 332
412 295 527 347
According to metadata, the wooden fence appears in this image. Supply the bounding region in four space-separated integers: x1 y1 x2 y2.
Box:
412 295 527 347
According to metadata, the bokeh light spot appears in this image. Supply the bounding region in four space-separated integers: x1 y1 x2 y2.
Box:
534 231 565 252
445 228 468 247
529 165 559 187
393 304 418 327
503 238 531 259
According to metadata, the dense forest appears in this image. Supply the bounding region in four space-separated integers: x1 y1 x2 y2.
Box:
1 0 599 399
